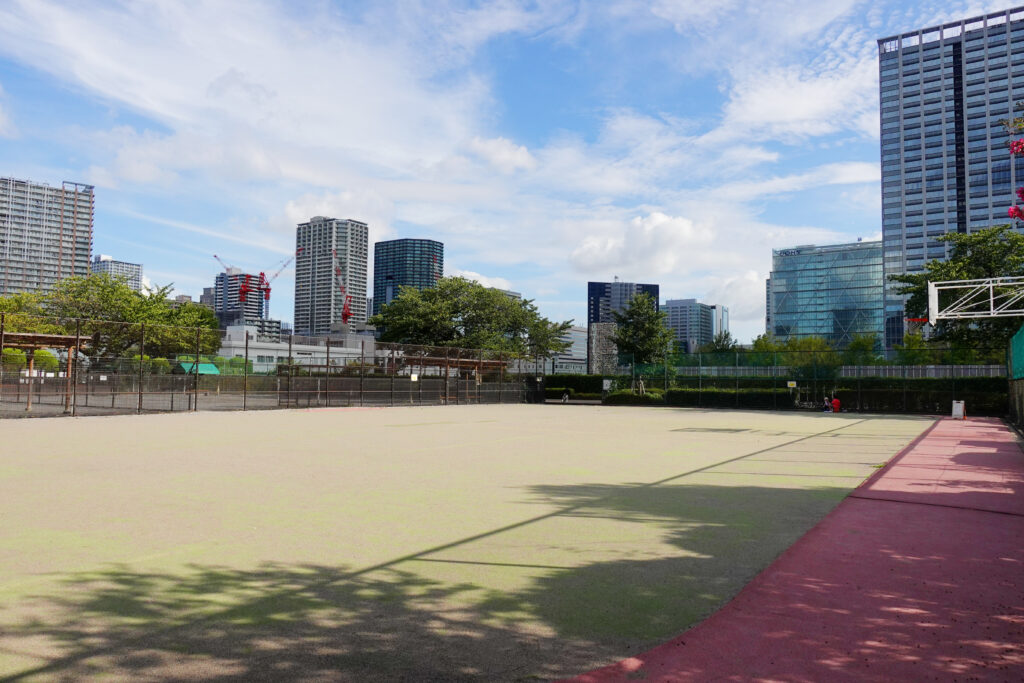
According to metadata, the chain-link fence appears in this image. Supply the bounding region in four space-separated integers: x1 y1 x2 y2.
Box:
0 313 528 418
575 349 1008 415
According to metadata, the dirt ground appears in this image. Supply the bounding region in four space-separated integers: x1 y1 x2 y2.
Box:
0 404 932 681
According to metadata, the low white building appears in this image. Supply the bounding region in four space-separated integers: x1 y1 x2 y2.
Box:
216 325 373 373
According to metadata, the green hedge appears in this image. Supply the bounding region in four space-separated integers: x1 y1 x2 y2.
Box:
603 390 665 405
545 387 574 399
544 374 629 393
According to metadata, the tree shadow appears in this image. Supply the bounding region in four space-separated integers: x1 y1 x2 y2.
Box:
1 484 873 681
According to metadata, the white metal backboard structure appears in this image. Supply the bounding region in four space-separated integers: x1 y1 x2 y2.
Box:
927 277 1024 325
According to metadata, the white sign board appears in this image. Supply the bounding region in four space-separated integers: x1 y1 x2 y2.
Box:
951 400 965 420
602 379 612 390
787 380 797 388
410 374 418 382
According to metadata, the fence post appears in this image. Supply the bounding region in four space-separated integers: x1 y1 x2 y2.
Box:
243 330 249 411
25 350 34 413
772 351 777 410
193 327 201 411
735 350 739 408
478 348 483 404
325 341 331 408
698 352 703 407
71 319 81 416
903 363 908 412
359 340 365 407
390 347 396 407
444 348 450 404
138 323 145 414
287 333 293 408
498 352 503 403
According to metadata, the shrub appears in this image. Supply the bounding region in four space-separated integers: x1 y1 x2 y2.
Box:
603 390 665 405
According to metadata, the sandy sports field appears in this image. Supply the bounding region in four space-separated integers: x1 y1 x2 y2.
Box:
0 404 932 681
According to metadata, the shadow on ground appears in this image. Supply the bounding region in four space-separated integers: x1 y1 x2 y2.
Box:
1 483 862 682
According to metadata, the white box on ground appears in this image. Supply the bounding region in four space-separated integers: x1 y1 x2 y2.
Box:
951 400 965 420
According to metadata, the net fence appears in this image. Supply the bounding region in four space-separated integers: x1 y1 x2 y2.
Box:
0 313 529 418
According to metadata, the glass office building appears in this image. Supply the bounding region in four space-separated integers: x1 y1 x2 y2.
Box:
372 238 444 316
768 241 884 348
878 7 1024 347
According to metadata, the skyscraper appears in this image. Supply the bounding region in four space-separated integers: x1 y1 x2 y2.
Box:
768 241 884 347
0 177 93 295
372 238 443 316
213 267 267 325
586 279 659 372
294 217 369 336
664 299 713 353
92 254 143 291
877 7 1024 347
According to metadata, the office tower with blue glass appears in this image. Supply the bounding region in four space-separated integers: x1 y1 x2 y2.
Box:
768 241 884 347
372 239 443 316
878 7 1024 347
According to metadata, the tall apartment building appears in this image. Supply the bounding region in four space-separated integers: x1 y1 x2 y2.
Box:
768 241 884 348
92 254 143 291
711 304 730 339
664 299 714 353
213 267 268 327
878 7 1024 346
586 279 659 373
294 217 369 336
0 177 93 295
372 238 443 316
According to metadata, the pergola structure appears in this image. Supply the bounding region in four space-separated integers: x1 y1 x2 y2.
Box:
0 330 88 413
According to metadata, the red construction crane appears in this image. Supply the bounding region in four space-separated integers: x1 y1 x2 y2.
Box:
331 248 353 324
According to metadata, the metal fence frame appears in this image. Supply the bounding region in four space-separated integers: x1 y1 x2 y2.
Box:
0 313 530 418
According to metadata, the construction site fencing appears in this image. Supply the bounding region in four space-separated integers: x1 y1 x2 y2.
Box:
0 313 527 418
591 349 1009 416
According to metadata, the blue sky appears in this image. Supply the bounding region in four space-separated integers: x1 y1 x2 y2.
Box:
0 0 1009 341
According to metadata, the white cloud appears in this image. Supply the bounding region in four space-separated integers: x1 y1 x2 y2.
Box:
570 211 711 274
467 136 536 173
0 83 15 138
449 269 512 291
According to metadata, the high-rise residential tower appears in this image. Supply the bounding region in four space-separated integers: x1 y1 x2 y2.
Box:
213 267 267 324
0 177 94 295
294 217 369 336
372 238 443 316
92 254 143 291
877 7 1024 347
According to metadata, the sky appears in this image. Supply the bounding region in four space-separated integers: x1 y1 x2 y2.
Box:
0 0 1012 342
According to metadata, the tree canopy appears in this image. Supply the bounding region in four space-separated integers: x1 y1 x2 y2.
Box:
368 277 571 357
699 330 738 354
609 292 673 364
0 274 220 359
889 225 1024 350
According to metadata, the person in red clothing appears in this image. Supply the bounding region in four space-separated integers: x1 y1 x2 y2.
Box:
831 397 841 413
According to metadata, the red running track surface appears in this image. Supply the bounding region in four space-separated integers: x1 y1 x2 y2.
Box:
565 417 1024 682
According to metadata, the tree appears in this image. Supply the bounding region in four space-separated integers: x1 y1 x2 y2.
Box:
0 274 221 361
369 277 571 358
1 348 26 371
609 292 674 364
32 349 59 373
782 336 839 379
699 330 738 354
841 333 882 365
893 332 933 365
890 225 1024 350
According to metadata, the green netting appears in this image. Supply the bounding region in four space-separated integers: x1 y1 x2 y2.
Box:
1010 324 1024 379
